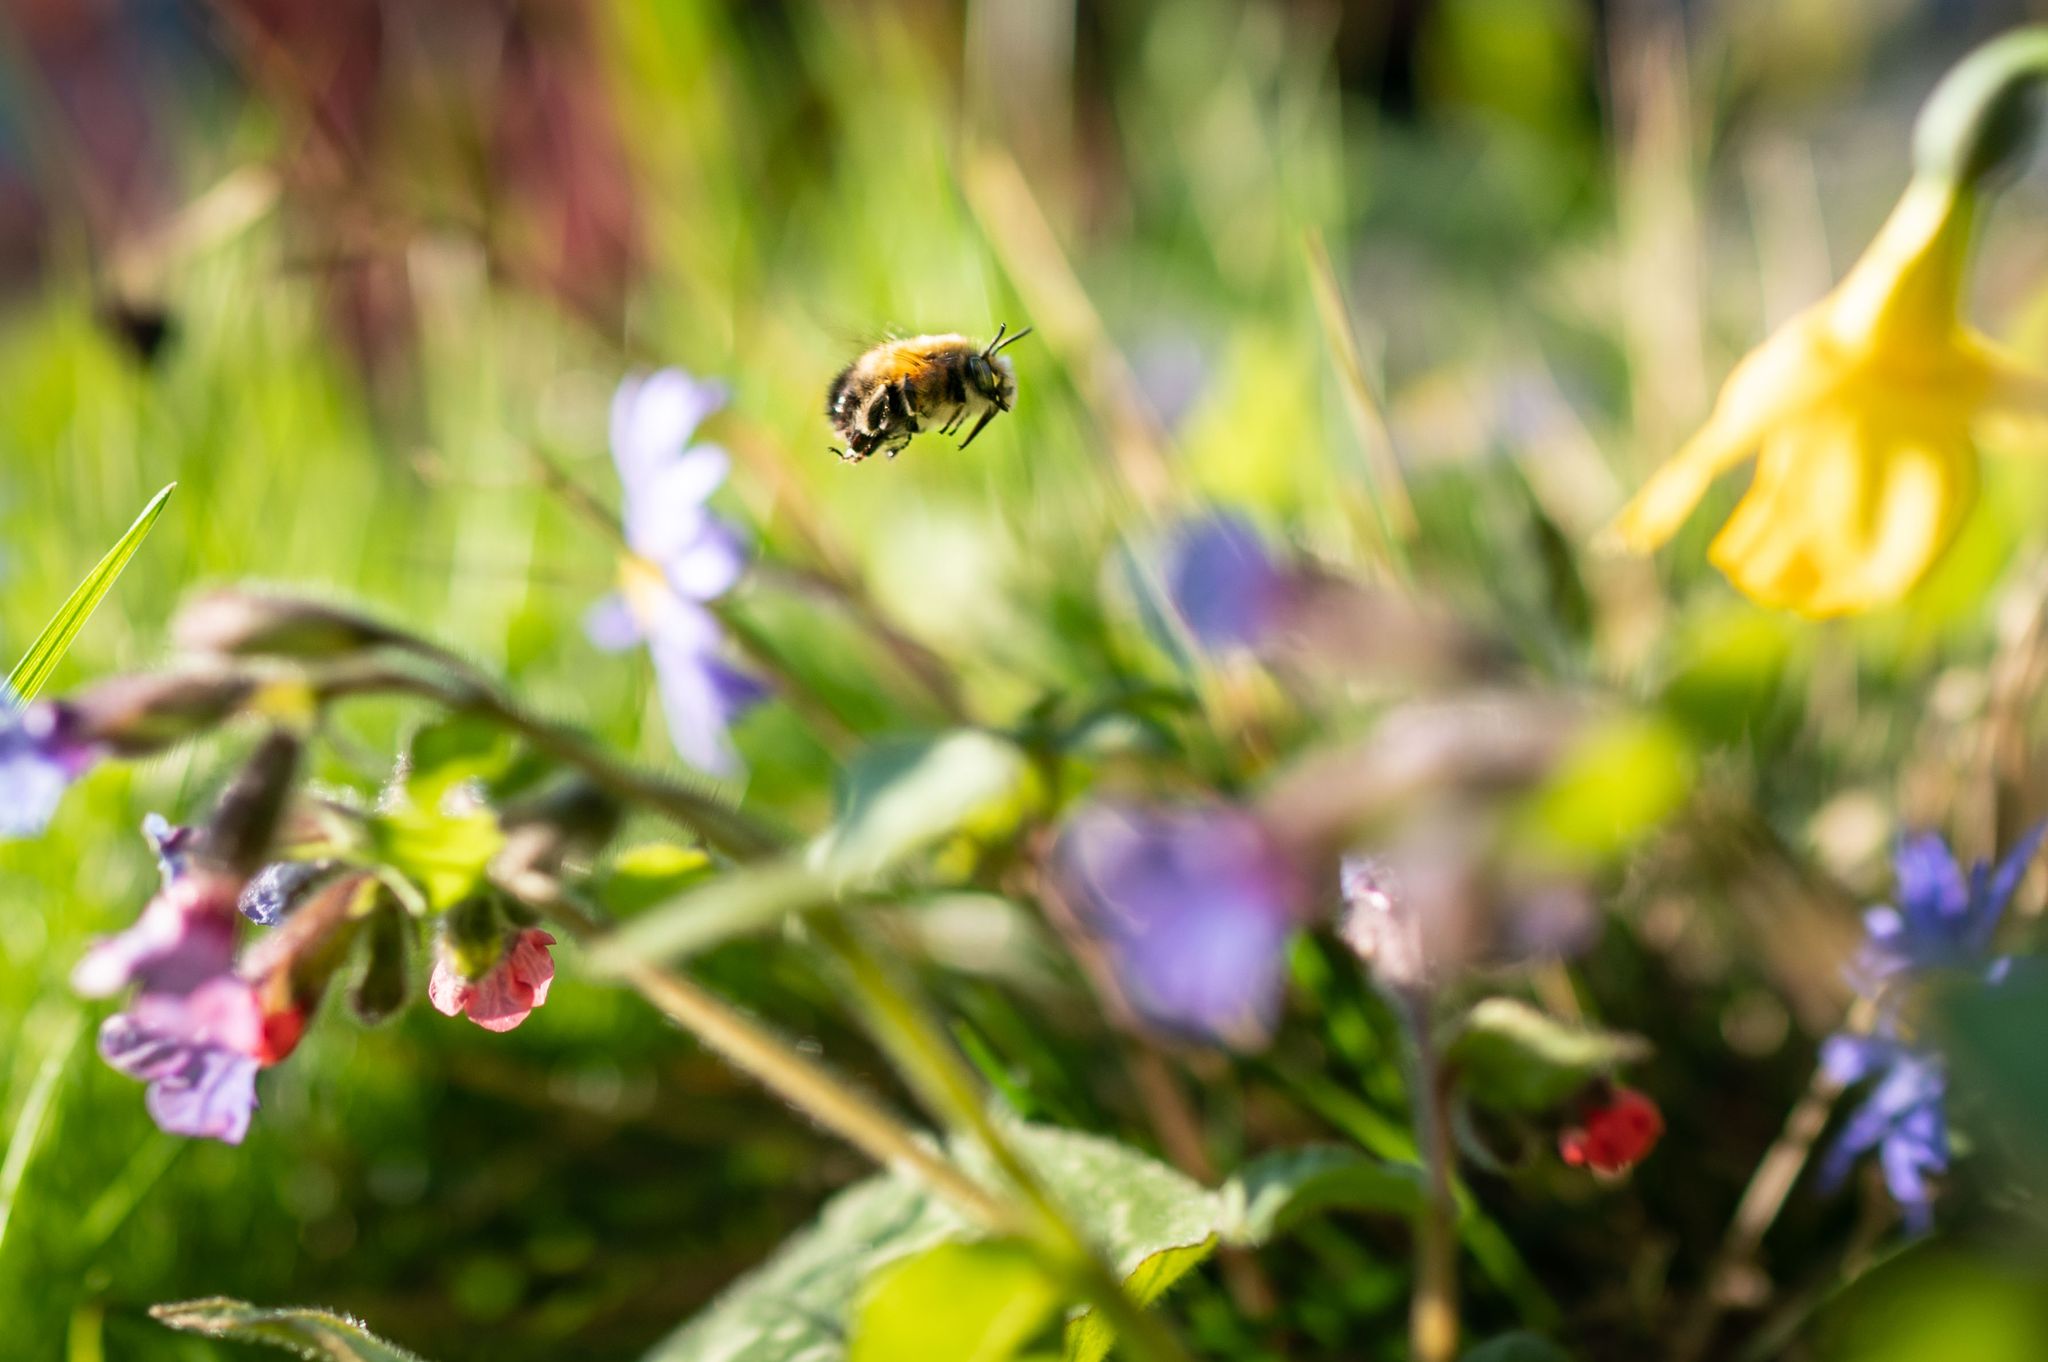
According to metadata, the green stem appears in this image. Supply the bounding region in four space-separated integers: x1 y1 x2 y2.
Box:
542 893 1013 1229
319 655 782 861
1914 26 2048 186
811 915 1196 1362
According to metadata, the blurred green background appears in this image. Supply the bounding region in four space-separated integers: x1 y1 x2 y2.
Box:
5 1 2048 1358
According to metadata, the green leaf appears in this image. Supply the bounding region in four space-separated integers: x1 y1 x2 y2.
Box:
588 855 833 971
1510 712 1694 866
1216 1145 1426 1244
6 483 173 704
149 1298 429 1362
849 1240 1063 1362
648 1121 1416 1362
1446 998 1650 1114
1062 1238 1214 1362
405 714 514 803
367 806 505 912
810 731 1036 884
1460 1332 1575 1362
596 841 714 917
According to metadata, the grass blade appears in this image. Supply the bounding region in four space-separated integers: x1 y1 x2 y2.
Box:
7 483 176 705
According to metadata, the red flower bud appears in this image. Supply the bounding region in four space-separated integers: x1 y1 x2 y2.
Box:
1559 1086 1664 1173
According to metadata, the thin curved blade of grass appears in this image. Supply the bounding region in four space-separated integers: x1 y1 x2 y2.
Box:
0 1013 86 1265
150 1299 430 1362
6 482 175 706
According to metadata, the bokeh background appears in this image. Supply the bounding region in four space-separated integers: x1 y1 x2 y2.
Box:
5 1 2048 1358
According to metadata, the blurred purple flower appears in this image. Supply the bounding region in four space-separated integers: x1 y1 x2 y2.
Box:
1818 1031 1947 1234
0 702 100 838
71 829 240 1000
586 368 765 775
1058 802 1305 1049
1160 513 1293 654
98 976 266 1145
1851 827 2044 997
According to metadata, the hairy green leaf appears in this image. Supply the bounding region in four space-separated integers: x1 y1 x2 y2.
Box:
850 1239 1063 1362
150 1298 429 1362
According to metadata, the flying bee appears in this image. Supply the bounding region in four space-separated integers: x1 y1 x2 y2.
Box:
826 324 1033 462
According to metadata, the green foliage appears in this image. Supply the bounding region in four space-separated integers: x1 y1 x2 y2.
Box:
366 806 506 913
6 483 173 704
811 731 1039 885
150 1297 430 1361
1445 999 1649 1114
1460 1332 1575 1362
650 1123 1418 1362
848 1239 1064 1362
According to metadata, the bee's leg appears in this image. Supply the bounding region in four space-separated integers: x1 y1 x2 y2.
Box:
957 407 1000 449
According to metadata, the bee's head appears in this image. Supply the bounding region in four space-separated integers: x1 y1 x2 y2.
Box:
974 324 1032 410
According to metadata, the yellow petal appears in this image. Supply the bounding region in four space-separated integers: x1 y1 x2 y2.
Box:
1599 321 1836 553
1823 177 1975 349
1708 397 1978 617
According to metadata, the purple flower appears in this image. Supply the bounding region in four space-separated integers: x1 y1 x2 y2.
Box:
0 702 100 838
98 976 266 1144
586 368 765 775
237 858 331 926
1851 827 2044 997
71 839 240 999
1819 1031 1947 1234
1160 513 1293 654
1058 802 1305 1049
75 817 280 1144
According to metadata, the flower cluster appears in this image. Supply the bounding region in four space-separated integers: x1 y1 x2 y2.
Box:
74 817 299 1144
586 368 767 776
1818 828 2041 1230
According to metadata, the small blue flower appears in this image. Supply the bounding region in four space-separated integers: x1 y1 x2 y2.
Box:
1159 513 1293 654
0 702 100 838
1818 1031 1947 1234
587 368 766 775
1058 802 1304 1049
1852 826 2044 997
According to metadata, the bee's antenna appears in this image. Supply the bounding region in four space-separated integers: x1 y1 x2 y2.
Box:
981 322 1008 359
988 325 1033 356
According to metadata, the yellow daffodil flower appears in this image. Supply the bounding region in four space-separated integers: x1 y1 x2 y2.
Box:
1604 173 2048 616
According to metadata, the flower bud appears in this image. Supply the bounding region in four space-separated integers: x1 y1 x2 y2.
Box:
241 872 370 1036
351 891 412 1025
203 730 302 875
67 670 255 757
173 589 399 661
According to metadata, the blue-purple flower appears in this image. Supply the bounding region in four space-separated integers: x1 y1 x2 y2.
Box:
1850 826 2044 996
74 817 289 1144
0 701 99 838
1159 513 1294 654
1819 1030 1947 1234
586 368 767 776
1057 802 1306 1048
1818 828 2043 1232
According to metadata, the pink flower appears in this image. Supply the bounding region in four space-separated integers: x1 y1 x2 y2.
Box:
429 928 556 1032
